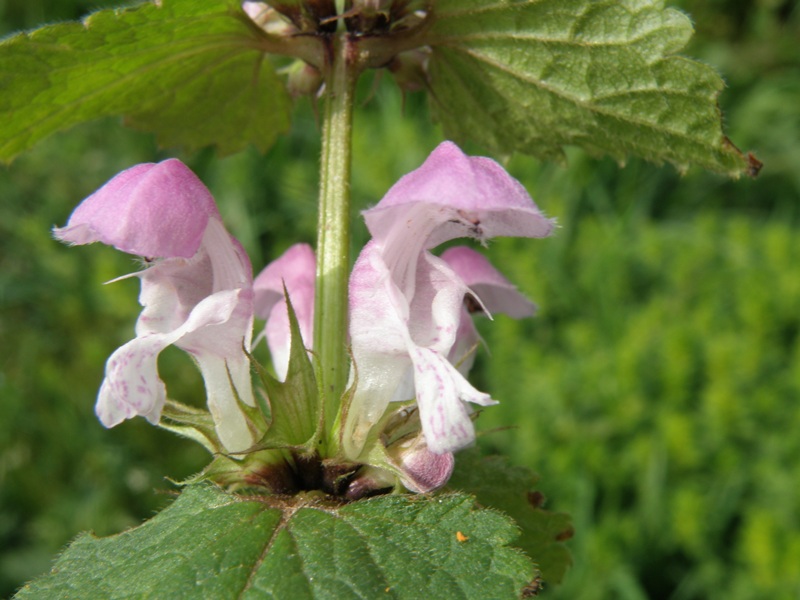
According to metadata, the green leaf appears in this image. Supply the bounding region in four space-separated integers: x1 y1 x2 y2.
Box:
447 449 573 584
426 0 751 176
0 0 293 162
16 484 536 599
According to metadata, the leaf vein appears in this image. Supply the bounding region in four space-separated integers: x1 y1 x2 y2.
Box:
236 504 296 599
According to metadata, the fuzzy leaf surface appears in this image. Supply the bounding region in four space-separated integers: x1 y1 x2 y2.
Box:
15 484 535 599
425 0 750 176
448 449 573 584
0 0 291 161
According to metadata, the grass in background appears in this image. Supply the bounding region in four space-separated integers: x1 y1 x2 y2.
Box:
474 213 800 599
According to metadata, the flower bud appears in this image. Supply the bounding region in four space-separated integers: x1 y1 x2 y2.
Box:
385 431 455 493
285 60 324 99
375 405 455 493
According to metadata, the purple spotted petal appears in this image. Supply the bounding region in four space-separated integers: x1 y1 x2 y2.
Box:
346 142 553 463
58 160 257 452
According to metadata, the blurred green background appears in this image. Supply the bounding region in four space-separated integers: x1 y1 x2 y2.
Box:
1 1 798 598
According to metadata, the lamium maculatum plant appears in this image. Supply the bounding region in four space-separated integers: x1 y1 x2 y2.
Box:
1 0 758 597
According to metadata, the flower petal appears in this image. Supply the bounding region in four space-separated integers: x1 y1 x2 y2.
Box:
362 141 554 301
398 449 455 494
194 352 256 453
441 246 537 375
447 308 481 377
58 159 257 452
96 334 174 428
441 246 536 319
253 243 316 379
346 142 553 463
54 159 219 258
369 141 552 236
96 287 257 451
345 242 412 457
410 346 496 454
347 244 499 457
160 286 257 453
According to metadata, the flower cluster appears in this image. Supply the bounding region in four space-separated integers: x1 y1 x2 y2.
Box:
55 142 553 493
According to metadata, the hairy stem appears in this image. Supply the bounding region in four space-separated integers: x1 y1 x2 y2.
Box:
315 35 361 453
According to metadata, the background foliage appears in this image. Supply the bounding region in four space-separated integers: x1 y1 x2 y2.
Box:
1 0 798 598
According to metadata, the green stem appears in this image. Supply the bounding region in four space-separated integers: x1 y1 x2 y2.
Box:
315 35 361 454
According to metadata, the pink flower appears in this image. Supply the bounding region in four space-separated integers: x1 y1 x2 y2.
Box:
55 159 257 452
55 142 553 495
253 243 316 380
345 141 554 458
